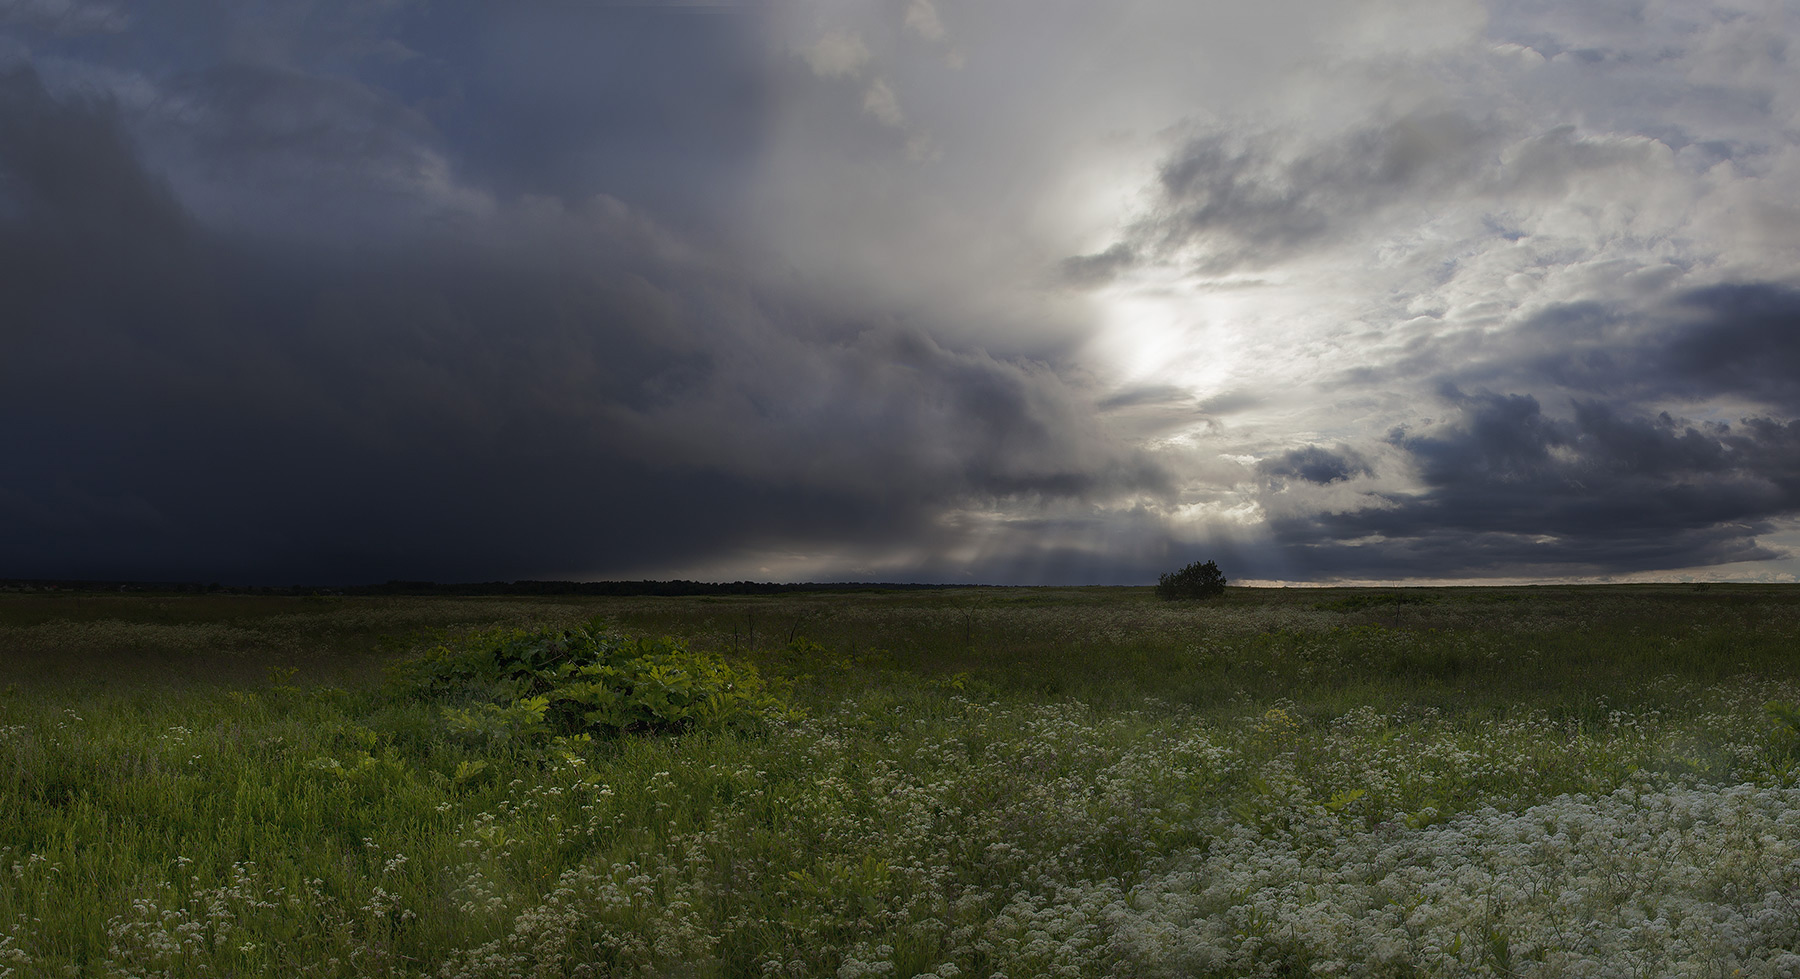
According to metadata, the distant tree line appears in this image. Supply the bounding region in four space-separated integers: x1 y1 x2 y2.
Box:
0 579 226 594
0 578 997 597
356 579 991 596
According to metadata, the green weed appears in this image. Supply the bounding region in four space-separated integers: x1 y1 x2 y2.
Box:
1 586 1799 976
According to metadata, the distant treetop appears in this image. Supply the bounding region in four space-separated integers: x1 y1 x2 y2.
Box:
1156 560 1227 601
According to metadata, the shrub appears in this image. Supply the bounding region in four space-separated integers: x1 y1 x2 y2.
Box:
393 620 797 744
1156 559 1227 601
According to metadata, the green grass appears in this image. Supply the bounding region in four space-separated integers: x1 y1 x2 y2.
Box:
2 586 1799 976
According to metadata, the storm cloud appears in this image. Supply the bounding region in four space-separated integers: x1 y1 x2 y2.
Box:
1260 446 1372 487
0 64 1163 583
6 0 1800 584
1264 391 1800 577
1251 286 1800 579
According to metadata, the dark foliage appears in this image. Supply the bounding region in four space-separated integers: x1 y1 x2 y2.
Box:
390 619 795 741
1155 560 1227 601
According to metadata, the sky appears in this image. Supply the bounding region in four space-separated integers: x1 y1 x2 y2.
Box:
3 0 1800 586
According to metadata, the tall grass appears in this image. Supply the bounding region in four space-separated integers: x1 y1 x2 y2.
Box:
2 586 1799 976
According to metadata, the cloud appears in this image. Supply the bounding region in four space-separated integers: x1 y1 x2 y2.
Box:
0 66 1166 583
795 24 922 150
140 62 476 234
1493 125 1671 198
1660 284 1800 408
1254 285 1800 578
803 30 870 78
861 78 903 127
0 68 195 299
9 0 1800 586
903 0 945 42
1093 108 1700 278
1260 446 1372 485
1148 111 1498 270
1431 284 1800 415
0 0 125 35
1060 243 1138 288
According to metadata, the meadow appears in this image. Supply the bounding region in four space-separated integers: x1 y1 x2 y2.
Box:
2 584 1799 978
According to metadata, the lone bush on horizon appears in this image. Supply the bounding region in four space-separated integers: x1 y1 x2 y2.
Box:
1157 559 1227 600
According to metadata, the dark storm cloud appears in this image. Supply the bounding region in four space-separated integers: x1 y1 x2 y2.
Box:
152 62 448 222
1259 446 1370 486
1661 286 1800 407
0 68 1165 583
0 0 126 35
1262 365 1800 578
17 1 770 232
1233 282 1800 579
12 0 1800 586
406 3 769 225
1443 284 1800 411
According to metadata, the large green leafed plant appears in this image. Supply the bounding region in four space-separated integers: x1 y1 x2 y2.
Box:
393 620 796 743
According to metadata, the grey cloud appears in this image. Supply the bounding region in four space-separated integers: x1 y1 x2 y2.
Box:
1490 0 1791 142
1494 124 1667 197
1267 522 1776 581
0 68 1166 584
1059 242 1137 288
1084 107 1693 279
48 3 776 233
1096 383 1191 411
1446 284 1800 411
1142 110 1498 271
1195 389 1266 416
0 69 202 329
427 4 771 226
1260 445 1371 485
1257 282 1800 578
1263 387 1800 578
0 0 125 35
1661 285 1800 408
146 62 459 231
11 0 1800 587
803 31 870 78
164 63 440 180
1094 386 1265 418
902 0 944 43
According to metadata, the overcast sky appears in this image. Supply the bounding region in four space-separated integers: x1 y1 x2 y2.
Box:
4 0 1800 585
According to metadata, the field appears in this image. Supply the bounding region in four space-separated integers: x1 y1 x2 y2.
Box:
3 585 1800 978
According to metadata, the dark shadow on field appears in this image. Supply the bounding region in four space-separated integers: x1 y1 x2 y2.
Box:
3 585 1798 726
0 594 610 690
583 584 1800 714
